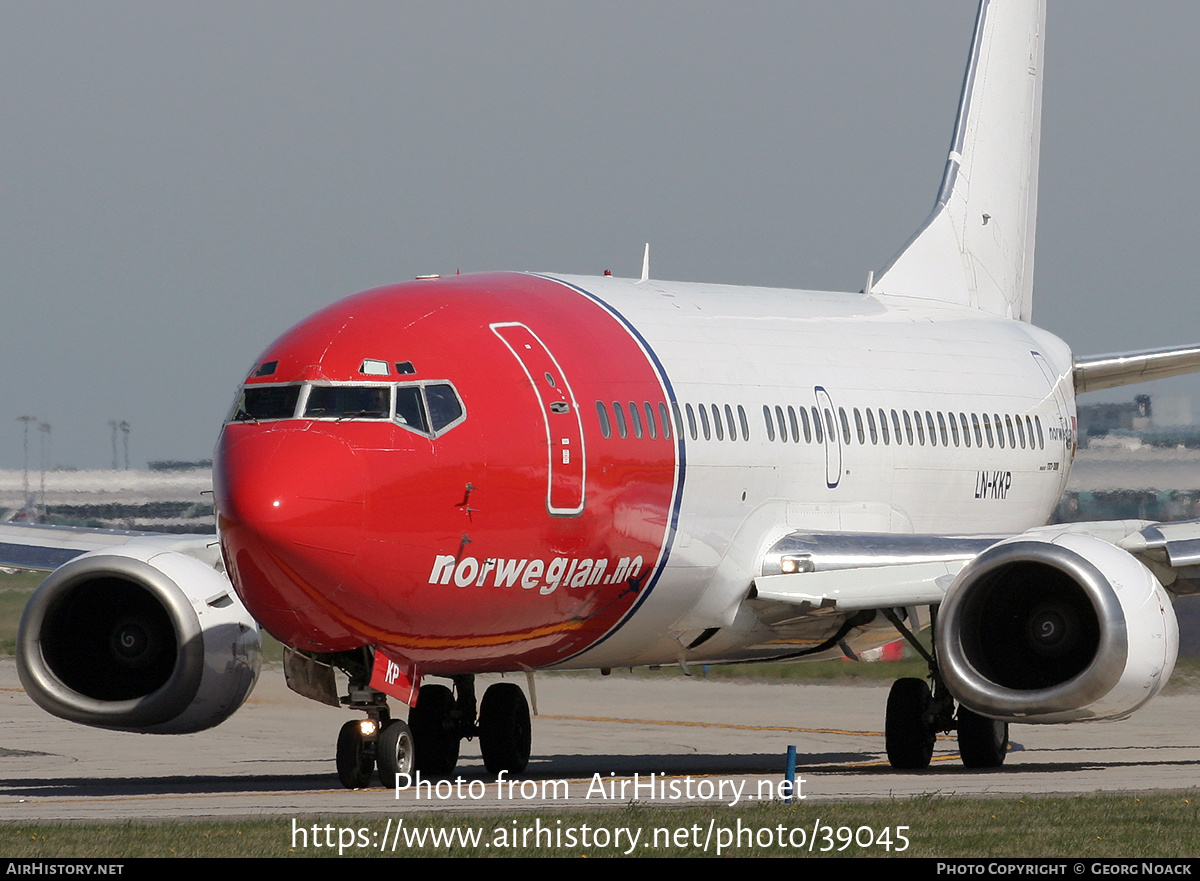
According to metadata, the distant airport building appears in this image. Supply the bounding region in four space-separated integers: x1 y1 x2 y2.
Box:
1077 394 1152 440
1079 393 1200 451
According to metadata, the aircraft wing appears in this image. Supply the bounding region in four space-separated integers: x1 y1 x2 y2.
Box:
750 519 1199 617
752 532 997 613
743 518 1184 729
0 522 196 571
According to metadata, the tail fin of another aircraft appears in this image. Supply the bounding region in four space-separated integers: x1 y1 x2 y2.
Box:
874 0 1045 322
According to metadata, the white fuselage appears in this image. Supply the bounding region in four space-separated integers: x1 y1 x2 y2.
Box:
550 274 1077 669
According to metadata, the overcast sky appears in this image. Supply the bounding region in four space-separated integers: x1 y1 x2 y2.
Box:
1 1 1197 470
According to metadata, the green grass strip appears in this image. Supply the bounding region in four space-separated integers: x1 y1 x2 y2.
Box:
3 794 1199 858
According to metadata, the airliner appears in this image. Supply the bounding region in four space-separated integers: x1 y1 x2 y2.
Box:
8 0 1200 787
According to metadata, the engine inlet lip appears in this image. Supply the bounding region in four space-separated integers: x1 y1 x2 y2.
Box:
17 554 205 728
937 539 1128 719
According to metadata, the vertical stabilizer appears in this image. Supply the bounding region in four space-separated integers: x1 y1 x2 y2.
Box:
874 0 1044 322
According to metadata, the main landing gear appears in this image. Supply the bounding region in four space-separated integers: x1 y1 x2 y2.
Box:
334 672 532 788
881 609 1009 771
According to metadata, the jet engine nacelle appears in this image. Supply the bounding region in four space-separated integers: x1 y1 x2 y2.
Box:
17 542 261 734
936 531 1177 724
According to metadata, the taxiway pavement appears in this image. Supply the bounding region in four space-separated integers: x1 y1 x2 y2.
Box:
2 660 1197 821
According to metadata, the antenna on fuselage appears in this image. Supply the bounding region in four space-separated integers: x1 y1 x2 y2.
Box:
637 243 650 283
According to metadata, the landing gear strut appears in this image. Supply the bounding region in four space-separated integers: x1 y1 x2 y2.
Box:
408 677 532 775
334 668 532 788
881 607 1008 770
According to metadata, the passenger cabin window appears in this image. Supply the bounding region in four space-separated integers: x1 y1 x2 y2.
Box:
612 402 628 438
644 402 658 439
629 402 644 439
597 402 611 438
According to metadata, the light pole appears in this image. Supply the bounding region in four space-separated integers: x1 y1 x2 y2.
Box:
16 415 36 502
119 421 130 470
37 422 51 518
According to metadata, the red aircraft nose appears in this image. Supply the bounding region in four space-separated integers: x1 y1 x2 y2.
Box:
215 425 368 651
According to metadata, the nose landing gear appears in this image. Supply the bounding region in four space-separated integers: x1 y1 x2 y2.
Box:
335 672 532 788
335 718 378 789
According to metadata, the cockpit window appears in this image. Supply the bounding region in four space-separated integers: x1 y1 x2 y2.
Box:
230 384 301 421
394 387 429 432
425 384 464 432
227 379 466 437
304 385 390 419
